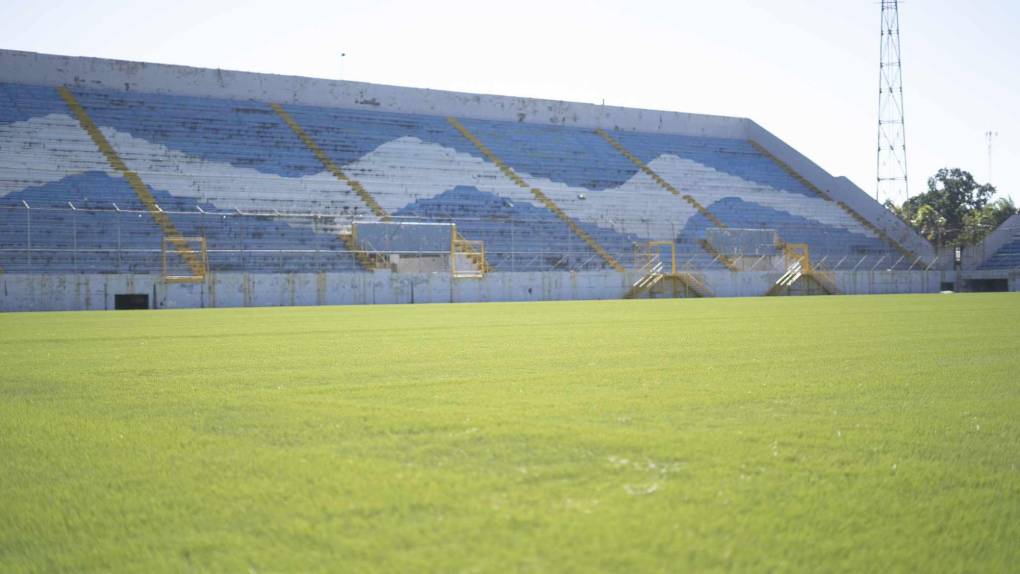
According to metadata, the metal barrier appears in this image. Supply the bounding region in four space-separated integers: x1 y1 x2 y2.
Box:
0 202 937 275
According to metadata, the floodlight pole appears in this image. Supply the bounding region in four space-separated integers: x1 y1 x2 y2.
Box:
986 130 998 184
877 0 909 206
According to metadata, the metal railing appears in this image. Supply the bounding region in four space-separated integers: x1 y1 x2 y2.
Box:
0 201 941 275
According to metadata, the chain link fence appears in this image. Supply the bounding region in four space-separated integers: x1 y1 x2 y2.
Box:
0 202 932 274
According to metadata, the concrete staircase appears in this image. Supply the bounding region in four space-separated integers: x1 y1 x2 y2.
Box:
271 103 389 221
274 103 489 273
624 251 713 299
596 128 727 226
596 128 735 269
625 265 713 299
765 244 839 296
749 139 924 267
338 231 388 270
697 239 741 272
449 116 624 272
57 86 205 278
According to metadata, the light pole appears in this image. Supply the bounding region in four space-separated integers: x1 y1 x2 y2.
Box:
985 130 998 184
339 52 346 80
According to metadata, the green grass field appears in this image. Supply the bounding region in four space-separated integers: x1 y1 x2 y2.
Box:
1 293 1018 572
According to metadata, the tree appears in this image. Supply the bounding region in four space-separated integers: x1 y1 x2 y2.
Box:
890 168 1009 247
911 204 946 244
959 197 1017 246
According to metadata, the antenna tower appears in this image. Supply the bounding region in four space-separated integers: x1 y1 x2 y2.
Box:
985 130 998 184
877 0 908 205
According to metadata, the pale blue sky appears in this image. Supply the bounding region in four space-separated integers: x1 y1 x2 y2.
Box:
1 0 1016 204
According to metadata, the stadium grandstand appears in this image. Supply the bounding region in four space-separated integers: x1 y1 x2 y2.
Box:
0 49 1015 310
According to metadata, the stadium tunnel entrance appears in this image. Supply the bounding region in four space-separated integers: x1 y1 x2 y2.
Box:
963 278 1009 292
114 293 149 310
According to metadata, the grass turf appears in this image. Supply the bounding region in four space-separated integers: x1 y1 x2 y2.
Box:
1 293 1018 572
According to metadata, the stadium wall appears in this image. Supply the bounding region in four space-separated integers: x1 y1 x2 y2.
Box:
0 270 955 312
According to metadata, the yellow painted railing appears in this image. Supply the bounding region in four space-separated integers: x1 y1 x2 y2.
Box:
451 233 486 278
58 86 205 278
697 239 741 272
449 117 624 272
596 128 727 228
162 237 208 283
766 243 839 295
271 103 390 221
274 105 489 273
596 128 739 271
626 242 714 299
338 232 387 270
749 140 924 267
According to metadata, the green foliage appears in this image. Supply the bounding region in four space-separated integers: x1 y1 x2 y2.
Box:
889 168 1012 246
960 197 1018 246
910 204 947 243
2 296 1019 572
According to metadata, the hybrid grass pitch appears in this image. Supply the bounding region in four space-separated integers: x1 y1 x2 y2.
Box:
1 294 1018 571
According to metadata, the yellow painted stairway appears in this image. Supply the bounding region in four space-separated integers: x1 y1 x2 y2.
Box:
748 140 925 267
596 128 738 271
625 272 713 299
271 103 389 221
697 239 740 273
449 117 625 272
271 104 489 273
596 128 727 228
337 231 388 270
765 244 839 296
57 86 205 278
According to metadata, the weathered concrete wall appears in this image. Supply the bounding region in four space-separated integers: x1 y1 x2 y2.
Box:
956 269 1020 292
0 271 633 312
832 269 948 295
1 270 952 312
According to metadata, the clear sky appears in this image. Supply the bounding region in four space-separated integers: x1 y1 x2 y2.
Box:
1 0 1016 205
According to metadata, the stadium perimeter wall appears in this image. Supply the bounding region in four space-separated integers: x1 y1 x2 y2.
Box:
0 270 960 312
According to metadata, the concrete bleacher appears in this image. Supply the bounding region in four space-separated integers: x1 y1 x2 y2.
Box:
442 117 722 269
1 79 915 275
606 130 910 269
979 233 1020 270
393 186 616 271
70 88 369 216
0 172 359 274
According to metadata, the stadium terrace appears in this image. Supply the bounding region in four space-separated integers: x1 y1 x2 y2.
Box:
1 49 1016 311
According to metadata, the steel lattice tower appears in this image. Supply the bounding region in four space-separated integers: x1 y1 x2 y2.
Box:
877 0 908 205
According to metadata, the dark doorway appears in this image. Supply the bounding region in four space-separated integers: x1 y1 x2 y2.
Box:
114 294 149 310
965 279 1009 292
